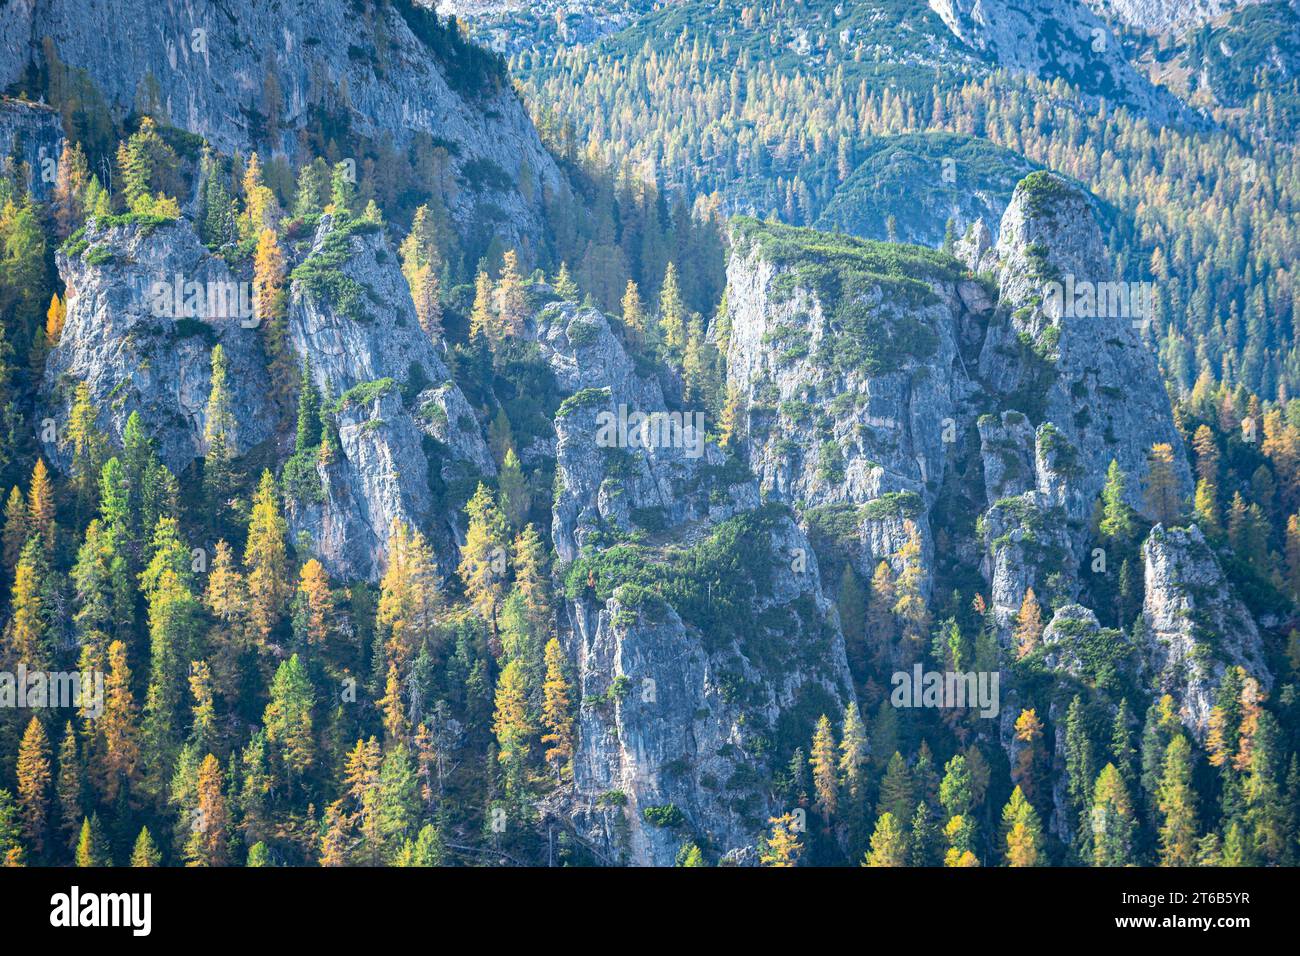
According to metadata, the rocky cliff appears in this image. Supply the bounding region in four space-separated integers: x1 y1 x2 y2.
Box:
536 286 855 865
284 214 494 583
0 0 564 245
42 215 276 474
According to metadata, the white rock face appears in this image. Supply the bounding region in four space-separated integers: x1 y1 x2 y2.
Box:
1085 0 1265 34
0 0 565 245
285 215 493 582
538 290 855 865
42 217 276 474
1142 524 1271 740
724 226 969 595
0 98 63 201
927 0 1187 121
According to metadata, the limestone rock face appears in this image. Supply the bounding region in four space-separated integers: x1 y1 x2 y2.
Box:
723 221 973 595
0 98 63 201
563 511 853 866
41 216 275 474
0 0 564 245
926 0 1187 121
541 288 855 865
1141 524 1272 740
285 215 493 583
980 174 1193 544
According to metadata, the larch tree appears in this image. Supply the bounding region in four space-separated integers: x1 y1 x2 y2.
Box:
130 826 161 867
1013 587 1043 659
863 811 908 867
1001 786 1043 867
5 538 50 669
496 249 528 336
809 714 838 821
760 813 803 867
492 659 533 804
510 523 551 627
293 559 335 647
469 270 495 342
203 344 236 525
98 640 139 803
27 458 55 553
1144 443 1183 527
2 485 29 571
184 753 228 867
1157 734 1198 866
245 470 290 644
540 638 574 781
16 716 51 855
459 483 509 633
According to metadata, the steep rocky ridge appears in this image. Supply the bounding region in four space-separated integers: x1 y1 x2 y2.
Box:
285 214 494 582
0 0 564 245
537 289 855 865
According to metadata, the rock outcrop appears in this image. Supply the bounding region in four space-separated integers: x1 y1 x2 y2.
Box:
42 216 275 474
285 214 493 582
927 0 1188 122
0 97 63 201
1142 524 1272 739
539 289 855 865
0 0 564 245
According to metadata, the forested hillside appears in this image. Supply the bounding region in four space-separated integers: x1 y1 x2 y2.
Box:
0 0 1295 872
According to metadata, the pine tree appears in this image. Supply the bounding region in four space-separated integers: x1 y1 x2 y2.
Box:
656 262 687 362
329 162 357 215
838 701 868 800
292 158 329 221
1091 764 1135 866
1012 708 1045 802
74 813 110 867
16 716 51 855
55 722 82 850
498 448 530 530
554 262 579 300
1099 459 1136 541
876 751 914 824
262 654 314 788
